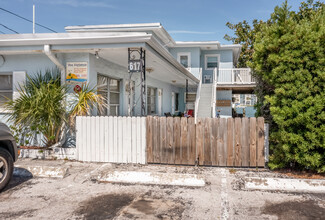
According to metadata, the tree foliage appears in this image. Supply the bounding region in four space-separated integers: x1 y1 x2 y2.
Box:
225 0 325 172
224 19 265 68
251 1 325 172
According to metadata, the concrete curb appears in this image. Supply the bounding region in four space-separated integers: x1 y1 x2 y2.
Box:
19 148 76 160
14 165 69 178
97 171 206 187
244 177 325 193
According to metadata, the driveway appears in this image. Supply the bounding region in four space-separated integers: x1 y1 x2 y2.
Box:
0 159 324 219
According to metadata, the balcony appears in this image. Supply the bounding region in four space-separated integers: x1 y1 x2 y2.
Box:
217 68 255 84
216 68 256 90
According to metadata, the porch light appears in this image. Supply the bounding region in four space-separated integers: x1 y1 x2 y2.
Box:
95 51 99 59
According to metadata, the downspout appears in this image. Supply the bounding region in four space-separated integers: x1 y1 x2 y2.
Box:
43 44 66 85
43 44 67 148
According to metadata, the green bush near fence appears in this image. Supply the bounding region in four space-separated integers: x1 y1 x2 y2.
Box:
250 1 325 172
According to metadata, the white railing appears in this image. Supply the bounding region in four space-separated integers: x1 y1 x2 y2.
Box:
194 68 202 124
211 68 217 118
218 68 255 84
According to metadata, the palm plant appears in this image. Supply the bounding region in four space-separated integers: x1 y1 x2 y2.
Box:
69 84 107 128
5 68 107 147
5 68 67 146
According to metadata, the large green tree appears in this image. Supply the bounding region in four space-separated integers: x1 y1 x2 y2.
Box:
250 1 325 172
225 0 325 172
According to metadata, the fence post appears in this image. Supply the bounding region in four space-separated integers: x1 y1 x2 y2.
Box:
264 123 269 166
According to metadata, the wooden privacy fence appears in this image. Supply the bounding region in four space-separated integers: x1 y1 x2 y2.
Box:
146 116 267 167
76 116 146 164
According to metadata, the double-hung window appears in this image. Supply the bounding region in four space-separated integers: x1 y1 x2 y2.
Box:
0 73 13 107
177 52 191 70
205 55 219 70
147 87 157 115
97 74 120 116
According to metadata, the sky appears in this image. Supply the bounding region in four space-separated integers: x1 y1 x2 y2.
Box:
0 0 303 44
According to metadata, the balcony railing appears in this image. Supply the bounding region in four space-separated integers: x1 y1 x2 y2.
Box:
218 68 255 84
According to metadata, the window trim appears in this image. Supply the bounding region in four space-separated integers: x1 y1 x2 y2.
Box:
177 52 191 70
205 54 220 70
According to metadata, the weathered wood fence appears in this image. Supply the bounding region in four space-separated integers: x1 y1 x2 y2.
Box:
146 117 266 167
76 116 146 164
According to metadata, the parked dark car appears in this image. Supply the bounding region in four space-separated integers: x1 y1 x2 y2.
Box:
0 123 19 191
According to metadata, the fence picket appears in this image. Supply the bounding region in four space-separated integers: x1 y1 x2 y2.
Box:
241 117 249 166
160 117 167 164
188 118 196 165
146 116 153 163
173 117 181 164
257 117 265 167
196 118 204 165
227 118 234 166
234 118 242 167
181 117 188 165
211 118 218 166
204 118 212 166
249 118 257 167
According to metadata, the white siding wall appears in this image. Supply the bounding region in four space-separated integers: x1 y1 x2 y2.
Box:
76 116 146 164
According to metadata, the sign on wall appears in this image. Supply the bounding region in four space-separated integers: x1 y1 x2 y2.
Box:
66 62 88 84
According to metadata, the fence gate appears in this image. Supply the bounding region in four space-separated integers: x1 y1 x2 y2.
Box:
146 116 267 167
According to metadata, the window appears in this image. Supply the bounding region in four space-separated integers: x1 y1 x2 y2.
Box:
97 74 120 116
0 73 13 106
177 52 191 70
147 87 157 115
205 55 219 70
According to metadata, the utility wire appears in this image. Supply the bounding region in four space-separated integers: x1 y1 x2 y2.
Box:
0 7 57 33
0 23 19 34
0 30 6 34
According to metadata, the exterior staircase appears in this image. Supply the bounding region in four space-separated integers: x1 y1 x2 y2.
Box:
197 84 213 118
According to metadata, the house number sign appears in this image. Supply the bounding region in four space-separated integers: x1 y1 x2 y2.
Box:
128 60 142 72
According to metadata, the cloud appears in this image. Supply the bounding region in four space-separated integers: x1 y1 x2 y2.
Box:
38 0 116 8
169 30 216 34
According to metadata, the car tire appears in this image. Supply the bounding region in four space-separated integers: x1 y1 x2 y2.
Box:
0 148 14 192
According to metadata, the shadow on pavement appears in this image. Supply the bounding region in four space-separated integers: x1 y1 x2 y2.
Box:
2 167 33 193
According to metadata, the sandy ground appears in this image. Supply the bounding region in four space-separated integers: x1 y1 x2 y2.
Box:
0 159 324 220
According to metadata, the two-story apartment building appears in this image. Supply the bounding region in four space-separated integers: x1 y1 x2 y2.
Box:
0 23 256 121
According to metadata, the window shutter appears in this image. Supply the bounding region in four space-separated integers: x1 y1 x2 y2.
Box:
12 71 26 100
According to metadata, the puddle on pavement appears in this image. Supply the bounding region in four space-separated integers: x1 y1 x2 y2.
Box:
74 193 134 220
74 193 185 220
262 200 325 220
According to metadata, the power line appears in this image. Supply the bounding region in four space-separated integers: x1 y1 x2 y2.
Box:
0 7 57 33
0 30 6 34
0 23 19 34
